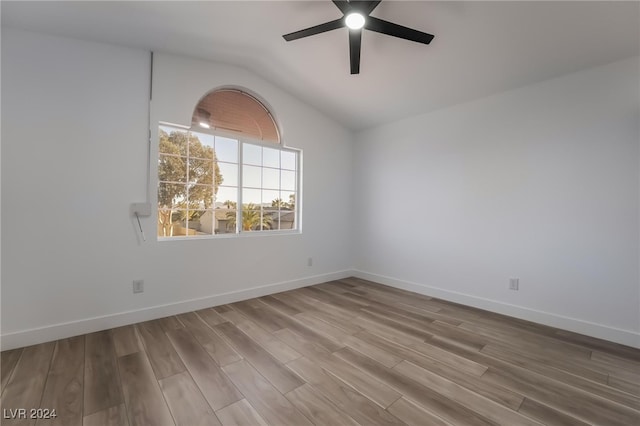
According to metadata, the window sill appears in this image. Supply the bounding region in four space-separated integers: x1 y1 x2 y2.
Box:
157 229 302 242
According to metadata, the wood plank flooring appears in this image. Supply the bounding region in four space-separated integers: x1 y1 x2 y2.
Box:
1 278 639 425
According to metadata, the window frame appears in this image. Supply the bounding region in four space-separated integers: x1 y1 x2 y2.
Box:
157 122 302 241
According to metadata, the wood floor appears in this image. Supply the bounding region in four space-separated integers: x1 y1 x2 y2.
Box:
1 278 639 426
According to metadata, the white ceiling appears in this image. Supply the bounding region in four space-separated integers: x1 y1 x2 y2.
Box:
3 1 639 131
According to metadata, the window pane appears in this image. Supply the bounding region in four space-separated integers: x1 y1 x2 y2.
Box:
262 168 279 190
241 203 268 231
242 188 261 205
263 211 279 231
243 143 262 166
256 210 277 231
281 170 296 191
281 191 296 210
159 127 188 156
186 210 213 236
188 158 213 184
243 165 261 188
262 190 280 208
159 154 187 183
159 125 177 137
167 209 190 236
281 150 296 170
158 212 174 237
160 208 186 236
279 210 296 230
158 207 182 237
158 183 186 208
216 210 237 234
215 136 238 163
216 186 237 209
187 184 213 209
171 210 190 236
189 131 214 158
263 147 280 168
218 163 238 187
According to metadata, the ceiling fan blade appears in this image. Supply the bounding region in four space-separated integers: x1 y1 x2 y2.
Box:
332 1 350 14
363 1 382 15
283 18 345 41
365 16 434 44
349 30 362 74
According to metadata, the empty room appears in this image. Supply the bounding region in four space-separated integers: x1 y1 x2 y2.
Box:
1 1 639 425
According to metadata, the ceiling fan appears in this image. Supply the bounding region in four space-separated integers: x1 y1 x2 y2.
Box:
283 0 434 75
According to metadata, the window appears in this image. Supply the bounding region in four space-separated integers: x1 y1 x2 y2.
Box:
157 125 300 238
158 88 300 239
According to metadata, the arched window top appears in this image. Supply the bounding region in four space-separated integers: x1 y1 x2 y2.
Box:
192 89 280 144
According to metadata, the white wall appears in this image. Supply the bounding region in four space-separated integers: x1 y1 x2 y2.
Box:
1 29 353 350
2 28 638 350
353 56 640 347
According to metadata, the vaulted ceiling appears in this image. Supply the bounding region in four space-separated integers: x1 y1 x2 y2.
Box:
3 1 639 130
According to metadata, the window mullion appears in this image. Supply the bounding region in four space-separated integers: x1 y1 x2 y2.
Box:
211 149 215 234
260 145 264 231
278 151 283 231
299 150 302 230
237 140 243 234
186 131 190 235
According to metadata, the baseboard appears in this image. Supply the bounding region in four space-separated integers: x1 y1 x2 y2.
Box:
6 268 637 351
352 270 640 349
0 270 352 351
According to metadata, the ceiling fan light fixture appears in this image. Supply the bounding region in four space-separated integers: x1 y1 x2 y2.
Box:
345 13 365 30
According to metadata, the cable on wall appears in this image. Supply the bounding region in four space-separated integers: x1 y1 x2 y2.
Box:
131 51 154 242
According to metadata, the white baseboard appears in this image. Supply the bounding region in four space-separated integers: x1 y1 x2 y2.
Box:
0 270 352 351
352 270 640 349
5 269 638 350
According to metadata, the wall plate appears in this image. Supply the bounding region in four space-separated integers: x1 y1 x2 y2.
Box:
131 202 151 217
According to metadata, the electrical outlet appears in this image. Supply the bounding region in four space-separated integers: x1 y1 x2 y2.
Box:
307 257 313 267
509 278 519 291
133 279 144 294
